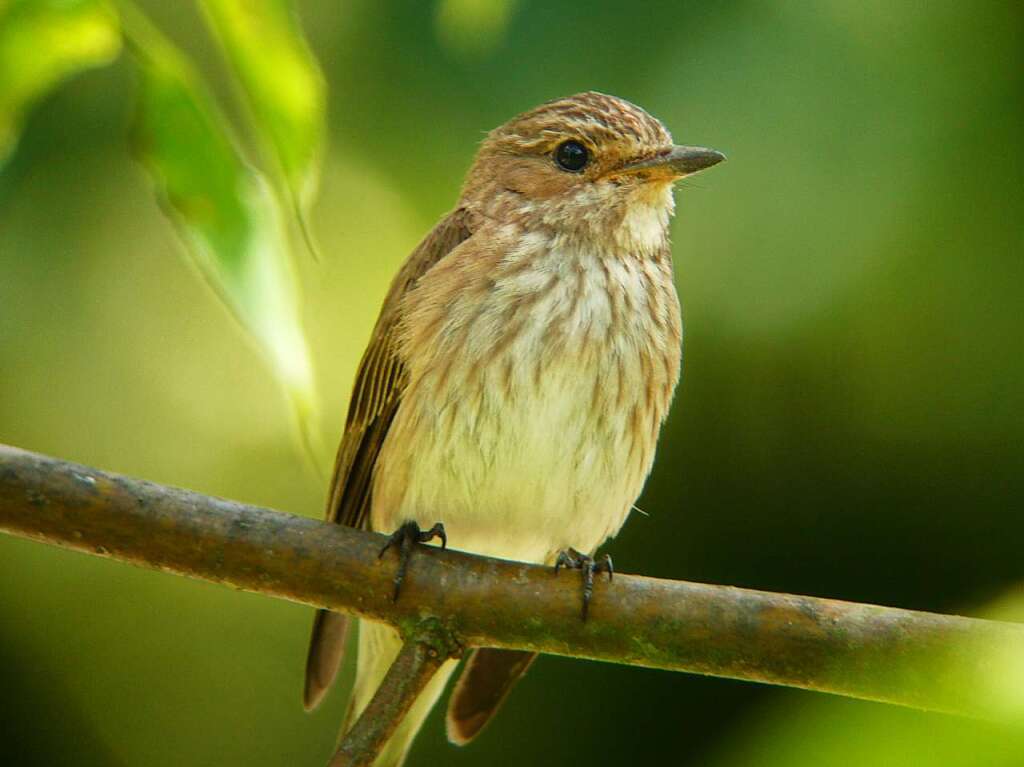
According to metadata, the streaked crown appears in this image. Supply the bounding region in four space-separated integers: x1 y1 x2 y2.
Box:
491 91 673 161
460 92 722 251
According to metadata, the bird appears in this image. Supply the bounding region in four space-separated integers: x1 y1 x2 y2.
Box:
303 91 724 766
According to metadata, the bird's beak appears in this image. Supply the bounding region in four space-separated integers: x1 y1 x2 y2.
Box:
618 145 726 179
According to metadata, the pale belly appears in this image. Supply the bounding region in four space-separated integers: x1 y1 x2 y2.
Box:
371 352 658 565
371 242 681 565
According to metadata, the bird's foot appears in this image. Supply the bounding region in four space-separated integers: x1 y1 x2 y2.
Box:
554 548 613 621
378 521 447 602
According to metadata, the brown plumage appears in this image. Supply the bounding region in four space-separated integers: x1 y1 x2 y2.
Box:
303 209 471 712
304 92 724 766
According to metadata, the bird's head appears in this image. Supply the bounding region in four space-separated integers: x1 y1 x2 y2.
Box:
461 91 724 252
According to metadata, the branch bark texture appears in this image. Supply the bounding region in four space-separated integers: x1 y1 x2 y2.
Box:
329 622 454 767
1 443 1021 720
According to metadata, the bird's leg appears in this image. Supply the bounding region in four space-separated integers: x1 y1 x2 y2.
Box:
378 521 447 602
554 547 614 621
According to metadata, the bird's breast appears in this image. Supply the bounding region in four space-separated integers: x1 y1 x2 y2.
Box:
372 238 682 564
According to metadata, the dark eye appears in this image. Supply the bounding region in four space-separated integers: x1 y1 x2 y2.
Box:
554 140 590 172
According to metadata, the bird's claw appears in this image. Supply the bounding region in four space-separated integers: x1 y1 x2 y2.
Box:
378 521 447 602
554 547 613 621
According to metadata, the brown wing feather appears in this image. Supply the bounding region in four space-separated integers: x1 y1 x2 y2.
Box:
303 209 472 711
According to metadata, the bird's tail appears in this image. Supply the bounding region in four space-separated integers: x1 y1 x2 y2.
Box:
341 619 459 767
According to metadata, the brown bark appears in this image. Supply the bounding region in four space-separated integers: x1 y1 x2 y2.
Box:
328 623 455 767
1 443 1021 720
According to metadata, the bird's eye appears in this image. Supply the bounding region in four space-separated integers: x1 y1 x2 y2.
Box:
554 140 590 172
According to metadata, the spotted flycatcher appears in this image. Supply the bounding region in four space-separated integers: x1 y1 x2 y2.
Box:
303 92 724 766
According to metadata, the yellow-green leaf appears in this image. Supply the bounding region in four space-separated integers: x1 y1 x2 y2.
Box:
124 5 319 447
0 0 121 165
198 0 325 234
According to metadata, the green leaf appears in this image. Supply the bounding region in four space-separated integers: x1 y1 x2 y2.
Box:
123 4 319 451
198 0 325 246
0 0 121 165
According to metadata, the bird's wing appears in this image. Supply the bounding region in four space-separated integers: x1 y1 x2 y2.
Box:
303 208 472 711
326 207 473 530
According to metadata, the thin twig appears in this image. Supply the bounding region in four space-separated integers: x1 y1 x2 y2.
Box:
328 620 458 766
1 443 1023 720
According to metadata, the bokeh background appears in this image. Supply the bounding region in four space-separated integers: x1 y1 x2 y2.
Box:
3 1 1024 765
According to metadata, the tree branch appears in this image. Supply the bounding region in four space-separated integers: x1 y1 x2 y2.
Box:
328 620 457 767
1 443 1021 720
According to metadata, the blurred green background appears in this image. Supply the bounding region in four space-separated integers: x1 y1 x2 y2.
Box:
2 0 1024 765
